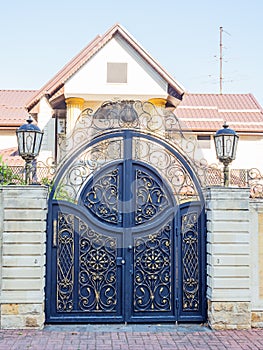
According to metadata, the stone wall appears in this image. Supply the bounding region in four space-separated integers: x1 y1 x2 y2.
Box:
250 200 263 328
206 187 251 329
0 186 48 329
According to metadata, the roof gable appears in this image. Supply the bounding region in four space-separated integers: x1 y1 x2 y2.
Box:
26 24 185 110
64 34 170 100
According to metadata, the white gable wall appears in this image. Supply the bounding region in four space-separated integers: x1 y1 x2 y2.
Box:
37 97 55 162
193 134 263 171
64 35 168 100
0 131 17 150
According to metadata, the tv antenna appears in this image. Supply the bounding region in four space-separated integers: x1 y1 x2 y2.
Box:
219 26 231 94
220 26 223 94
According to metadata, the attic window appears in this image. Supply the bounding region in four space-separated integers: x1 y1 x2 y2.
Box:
107 62 127 83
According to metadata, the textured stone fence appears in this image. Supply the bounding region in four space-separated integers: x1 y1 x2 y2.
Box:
206 187 263 329
250 200 263 328
0 186 48 329
206 187 251 329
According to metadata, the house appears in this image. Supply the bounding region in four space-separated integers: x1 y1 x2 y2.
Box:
1 24 263 177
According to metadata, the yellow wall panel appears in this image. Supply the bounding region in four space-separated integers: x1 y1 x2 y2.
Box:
259 213 263 299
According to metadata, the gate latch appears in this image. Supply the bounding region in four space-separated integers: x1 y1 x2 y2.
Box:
116 257 125 266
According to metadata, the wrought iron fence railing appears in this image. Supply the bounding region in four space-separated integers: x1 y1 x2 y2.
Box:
205 167 263 198
1 163 263 199
0 160 56 186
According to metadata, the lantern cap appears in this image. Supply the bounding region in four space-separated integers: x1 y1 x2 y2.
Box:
215 122 239 138
16 115 42 133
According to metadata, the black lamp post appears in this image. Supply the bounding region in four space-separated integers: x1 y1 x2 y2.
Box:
16 115 44 184
214 123 239 186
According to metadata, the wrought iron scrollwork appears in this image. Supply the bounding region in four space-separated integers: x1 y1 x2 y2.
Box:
57 212 74 312
54 138 123 202
57 100 182 163
83 168 120 224
94 100 139 128
181 212 199 311
247 168 263 198
134 137 199 204
15 99 263 199
135 169 169 224
51 97 215 193
78 219 117 312
134 223 172 312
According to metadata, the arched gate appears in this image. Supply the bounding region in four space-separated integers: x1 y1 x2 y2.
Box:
46 101 206 323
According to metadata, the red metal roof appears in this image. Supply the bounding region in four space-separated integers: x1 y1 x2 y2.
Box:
0 90 37 127
176 93 263 133
179 93 262 109
0 147 24 166
1 90 263 133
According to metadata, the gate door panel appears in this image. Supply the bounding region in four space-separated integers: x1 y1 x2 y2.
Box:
48 203 125 322
129 213 176 322
178 203 206 322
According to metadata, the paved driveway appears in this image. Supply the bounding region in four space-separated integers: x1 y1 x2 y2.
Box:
0 324 263 349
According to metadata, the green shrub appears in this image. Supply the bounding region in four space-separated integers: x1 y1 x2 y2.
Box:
0 156 23 185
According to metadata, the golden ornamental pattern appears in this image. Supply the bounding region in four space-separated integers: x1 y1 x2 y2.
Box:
135 169 169 224
54 138 123 202
133 137 199 204
134 223 172 312
57 212 74 312
83 168 120 224
181 212 199 311
78 219 117 312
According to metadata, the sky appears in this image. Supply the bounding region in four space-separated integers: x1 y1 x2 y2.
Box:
1 0 263 106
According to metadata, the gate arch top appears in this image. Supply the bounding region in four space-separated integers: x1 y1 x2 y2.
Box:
58 100 191 163
52 131 203 206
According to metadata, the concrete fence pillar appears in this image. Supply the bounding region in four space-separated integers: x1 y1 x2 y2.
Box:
249 200 263 328
206 187 251 329
0 185 48 329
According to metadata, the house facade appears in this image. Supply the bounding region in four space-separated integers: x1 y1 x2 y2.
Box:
1 24 263 174
0 24 263 329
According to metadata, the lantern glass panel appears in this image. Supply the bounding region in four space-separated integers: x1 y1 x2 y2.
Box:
214 136 223 158
224 135 234 158
17 132 24 154
34 132 43 156
231 135 238 160
25 131 34 154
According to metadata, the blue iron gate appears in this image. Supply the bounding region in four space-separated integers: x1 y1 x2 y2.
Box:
46 129 206 323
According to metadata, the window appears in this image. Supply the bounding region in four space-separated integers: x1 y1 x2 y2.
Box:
107 62 127 83
197 135 211 149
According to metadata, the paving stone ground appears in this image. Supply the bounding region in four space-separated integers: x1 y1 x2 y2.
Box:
0 324 263 350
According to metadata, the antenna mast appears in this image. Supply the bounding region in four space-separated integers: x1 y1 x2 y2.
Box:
220 26 223 94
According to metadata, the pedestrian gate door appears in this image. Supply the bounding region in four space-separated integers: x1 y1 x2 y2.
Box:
46 102 206 323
